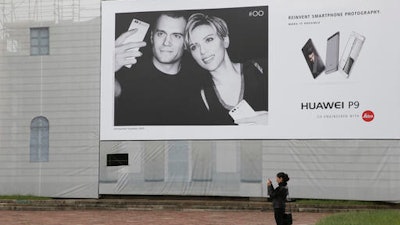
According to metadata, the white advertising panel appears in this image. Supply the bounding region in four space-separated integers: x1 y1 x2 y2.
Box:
101 0 400 140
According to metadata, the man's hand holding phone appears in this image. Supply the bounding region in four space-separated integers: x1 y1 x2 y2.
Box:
115 29 147 72
114 19 149 72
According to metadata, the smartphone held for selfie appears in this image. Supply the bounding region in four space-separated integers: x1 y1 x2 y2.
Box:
339 31 365 77
301 38 325 78
229 99 257 121
325 32 340 74
124 18 150 68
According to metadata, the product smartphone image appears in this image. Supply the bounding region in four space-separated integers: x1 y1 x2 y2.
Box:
302 39 325 78
124 18 150 68
339 31 365 77
325 32 340 74
229 99 257 121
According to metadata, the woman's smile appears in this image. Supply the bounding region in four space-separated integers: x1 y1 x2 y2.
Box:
202 54 215 64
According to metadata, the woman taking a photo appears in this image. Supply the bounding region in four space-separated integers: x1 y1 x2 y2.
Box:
267 172 290 225
184 13 268 125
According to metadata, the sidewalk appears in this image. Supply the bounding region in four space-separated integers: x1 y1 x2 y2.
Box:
0 210 331 225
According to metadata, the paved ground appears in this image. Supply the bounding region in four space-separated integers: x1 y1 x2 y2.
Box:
0 211 331 225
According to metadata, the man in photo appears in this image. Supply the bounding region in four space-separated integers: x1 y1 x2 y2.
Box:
114 12 210 125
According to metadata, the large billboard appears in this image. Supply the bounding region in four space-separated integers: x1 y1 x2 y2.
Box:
101 0 400 140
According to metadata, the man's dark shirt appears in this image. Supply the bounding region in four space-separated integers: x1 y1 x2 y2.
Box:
115 56 209 125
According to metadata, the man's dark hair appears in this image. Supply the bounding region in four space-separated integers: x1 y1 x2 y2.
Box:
152 11 188 32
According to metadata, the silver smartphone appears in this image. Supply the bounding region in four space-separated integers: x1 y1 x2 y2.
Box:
124 18 149 44
339 31 365 77
325 32 340 74
229 99 257 121
124 18 150 68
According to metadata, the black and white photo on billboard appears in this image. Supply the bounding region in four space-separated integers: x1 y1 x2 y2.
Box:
113 6 268 126
102 0 400 140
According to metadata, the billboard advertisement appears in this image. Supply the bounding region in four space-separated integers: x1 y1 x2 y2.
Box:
101 0 400 140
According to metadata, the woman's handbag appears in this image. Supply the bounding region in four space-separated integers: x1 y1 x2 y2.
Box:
283 212 293 225
284 192 293 225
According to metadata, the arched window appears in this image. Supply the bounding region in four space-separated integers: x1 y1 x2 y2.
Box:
30 116 49 162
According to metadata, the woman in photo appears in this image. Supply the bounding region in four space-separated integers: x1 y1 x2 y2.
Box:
267 172 290 225
184 13 268 125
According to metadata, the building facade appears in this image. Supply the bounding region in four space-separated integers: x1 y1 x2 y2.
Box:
0 0 399 201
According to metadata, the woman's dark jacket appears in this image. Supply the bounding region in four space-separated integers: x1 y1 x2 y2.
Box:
268 183 288 209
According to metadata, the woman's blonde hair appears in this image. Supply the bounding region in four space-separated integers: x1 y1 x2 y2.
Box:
184 13 229 46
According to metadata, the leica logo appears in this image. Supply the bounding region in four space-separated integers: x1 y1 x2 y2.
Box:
362 110 374 122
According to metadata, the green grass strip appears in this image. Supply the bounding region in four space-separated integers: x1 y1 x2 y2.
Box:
0 195 51 200
296 199 378 206
316 210 400 225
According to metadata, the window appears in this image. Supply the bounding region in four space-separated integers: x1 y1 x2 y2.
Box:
30 116 49 162
144 142 164 181
240 141 262 182
30 27 49 55
107 154 129 166
167 141 190 181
